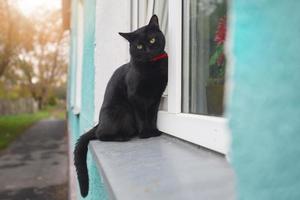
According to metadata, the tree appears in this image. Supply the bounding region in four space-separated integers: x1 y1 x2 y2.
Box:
17 10 69 109
0 2 68 109
0 0 33 77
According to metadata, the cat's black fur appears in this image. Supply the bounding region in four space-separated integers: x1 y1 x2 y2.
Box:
74 15 168 197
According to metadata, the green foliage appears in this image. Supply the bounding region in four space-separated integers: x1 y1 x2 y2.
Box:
53 85 67 100
0 2 68 109
55 110 66 120
0 82 30 100
0 105 66 150
209 46 226 84
0 111 49 150
48 96 57 106
209 45 224 66
0 0 34 77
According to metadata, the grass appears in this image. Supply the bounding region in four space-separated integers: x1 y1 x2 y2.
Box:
44 105 66 120
0 107 66 150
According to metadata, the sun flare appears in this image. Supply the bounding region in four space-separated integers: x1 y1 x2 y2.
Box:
17 0 61 16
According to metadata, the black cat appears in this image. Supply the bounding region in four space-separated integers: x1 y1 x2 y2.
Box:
74 15 168 197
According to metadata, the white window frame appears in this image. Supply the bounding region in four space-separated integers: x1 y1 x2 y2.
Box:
132 0 230 154
160 0 230 154
73 1 84 115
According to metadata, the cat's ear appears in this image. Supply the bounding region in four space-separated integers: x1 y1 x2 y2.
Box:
148 15 159 27
119 32 135 42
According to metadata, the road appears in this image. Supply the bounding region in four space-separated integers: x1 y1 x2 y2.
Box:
0 119 68 200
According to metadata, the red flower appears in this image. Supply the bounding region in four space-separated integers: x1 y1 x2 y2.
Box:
215 17 227 46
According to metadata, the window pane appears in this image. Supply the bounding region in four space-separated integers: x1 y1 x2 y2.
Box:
136 0 169 111
136 0 168 36
182 0 227 116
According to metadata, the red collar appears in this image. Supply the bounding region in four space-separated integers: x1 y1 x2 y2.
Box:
151 53 168 62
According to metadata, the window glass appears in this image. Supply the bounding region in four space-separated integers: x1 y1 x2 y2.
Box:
136 0 168 54
182 0 227 116
137 0 168 35
135 0 169 110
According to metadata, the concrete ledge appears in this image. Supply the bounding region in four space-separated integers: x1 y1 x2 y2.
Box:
90 135 235 200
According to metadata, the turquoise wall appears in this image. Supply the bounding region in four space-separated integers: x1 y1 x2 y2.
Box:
68 0 108 199
228 1 300 199
79 0 108 199
67 0 79 142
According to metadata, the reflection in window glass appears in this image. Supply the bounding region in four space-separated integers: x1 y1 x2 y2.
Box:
182 0 227 116
135 0 169 110
136 0 168 36
137 0 168 54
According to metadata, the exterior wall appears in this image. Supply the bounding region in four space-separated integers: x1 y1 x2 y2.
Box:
67 0 83 198
228 1 300 199
68 0 131 199
94 0 131 122
68 0 300 199
80 0 109 200
68 0 112 199
68 0 80 143
68 0 78 113
80 0 95 130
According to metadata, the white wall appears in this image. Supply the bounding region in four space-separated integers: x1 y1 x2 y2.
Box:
94 0 131 123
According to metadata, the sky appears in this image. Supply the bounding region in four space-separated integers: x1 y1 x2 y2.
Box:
16 0 61 16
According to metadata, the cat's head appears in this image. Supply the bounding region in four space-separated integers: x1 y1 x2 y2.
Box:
119 15 166 62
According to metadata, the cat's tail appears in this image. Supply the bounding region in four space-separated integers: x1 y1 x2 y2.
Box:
74 125 98 197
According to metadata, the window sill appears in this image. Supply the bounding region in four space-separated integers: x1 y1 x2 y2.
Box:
89 135 235 200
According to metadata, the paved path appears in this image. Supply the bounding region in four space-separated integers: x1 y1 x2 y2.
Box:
0 119 68 200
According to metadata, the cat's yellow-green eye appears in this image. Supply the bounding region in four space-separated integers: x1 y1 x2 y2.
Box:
137 44 143 49
149 38 156 44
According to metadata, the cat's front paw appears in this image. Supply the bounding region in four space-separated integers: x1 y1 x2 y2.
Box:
139 129 163 139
